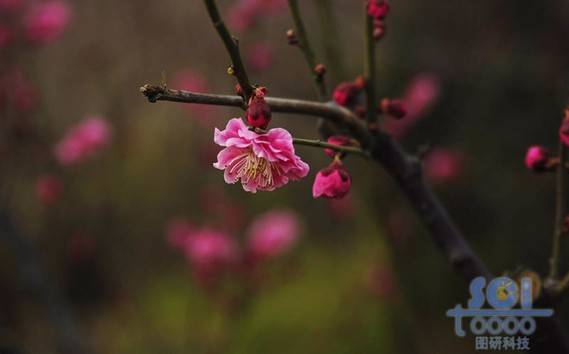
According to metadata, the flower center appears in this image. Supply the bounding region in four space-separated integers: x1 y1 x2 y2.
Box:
231 151 282 189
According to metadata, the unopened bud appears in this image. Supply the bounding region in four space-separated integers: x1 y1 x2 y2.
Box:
524 145 552 173
286 29 298 45
246 87 272 129
314 64 327 77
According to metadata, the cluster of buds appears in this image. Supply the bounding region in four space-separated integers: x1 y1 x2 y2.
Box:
313 135 354 199
367 0 390 40
332 76 366 107
246 86 272 129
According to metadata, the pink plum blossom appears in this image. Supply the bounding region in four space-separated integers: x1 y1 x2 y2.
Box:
228 0 287 32
384 73 440 137
54 117 112 166
312 160 352 199
247 210 300 259
213 118 309 193
424 148 463 183
35 174 63 205
24 1 71 44
166 221 238 284
166 219 194 249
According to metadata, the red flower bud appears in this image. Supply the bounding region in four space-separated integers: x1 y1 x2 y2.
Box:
246 87 271 129
367 0 390 20
524 145 552 172
312 160 352 199
324 135 353 158
379 98 407 119
333 81 362 107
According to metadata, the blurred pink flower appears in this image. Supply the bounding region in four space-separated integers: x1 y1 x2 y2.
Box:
424 148 463 183
35 174 63 205
228 0 286 32
313 160 351 199
171 69 216 122
213 118 309 193
166 219 194 249
247 42 273 72
171 69 207 93
184 228 237 267
54 117 112 166
24 1 71 44
384 73 440 137
525 145 551 172
166 221 238 284
0 0 22 12
247 210 300 259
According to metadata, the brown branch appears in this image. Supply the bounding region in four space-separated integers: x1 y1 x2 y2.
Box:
140 84 371 145
203 0 254 100
139 85 569 353
293 137 369 158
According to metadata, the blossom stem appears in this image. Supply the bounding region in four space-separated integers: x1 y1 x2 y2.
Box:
202 0 254 100
287 0 327 100
549 141 567 281
293 138 369 157
364 5 377 125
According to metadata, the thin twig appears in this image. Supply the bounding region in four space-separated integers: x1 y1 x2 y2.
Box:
364 6 377 125
549 141 567 281
287 0 327 100
140 85 371 145
293 137 369 157
314 0 346 80
203 0 254 100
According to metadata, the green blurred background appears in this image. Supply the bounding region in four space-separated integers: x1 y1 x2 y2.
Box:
1 0 569 353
